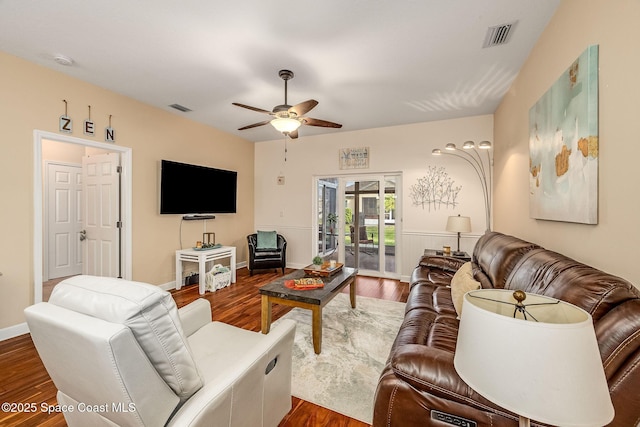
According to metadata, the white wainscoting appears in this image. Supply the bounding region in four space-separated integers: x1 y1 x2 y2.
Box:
258 224 481 282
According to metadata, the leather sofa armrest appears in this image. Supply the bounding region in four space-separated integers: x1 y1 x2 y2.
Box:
179 299 212 337
418 256 467 273
390 344 498 411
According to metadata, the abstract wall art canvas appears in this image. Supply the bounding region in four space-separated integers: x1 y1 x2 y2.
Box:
529 45 599 224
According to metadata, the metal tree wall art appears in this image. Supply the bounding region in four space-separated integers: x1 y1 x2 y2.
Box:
410 166 461 211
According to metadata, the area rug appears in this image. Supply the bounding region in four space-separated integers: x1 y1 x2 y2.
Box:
272 293 405 424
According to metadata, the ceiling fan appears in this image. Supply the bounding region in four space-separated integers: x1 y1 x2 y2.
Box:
233 69 342 139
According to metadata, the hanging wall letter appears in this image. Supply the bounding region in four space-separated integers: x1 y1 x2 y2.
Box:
59 99 72 133
105 127 115 142
84 105 95 136
105 114 115 142
59 115 72 133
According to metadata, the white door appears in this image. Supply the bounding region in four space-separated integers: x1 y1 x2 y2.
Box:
47 163 83 279
82 153 121 277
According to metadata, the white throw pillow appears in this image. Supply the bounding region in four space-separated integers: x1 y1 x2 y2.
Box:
450 262 481 318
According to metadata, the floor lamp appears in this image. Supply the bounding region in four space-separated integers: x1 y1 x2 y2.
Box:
454 289 615 427
432 140 492 231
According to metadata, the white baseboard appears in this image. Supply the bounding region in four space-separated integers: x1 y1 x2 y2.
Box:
287 262 307 270
0 322 29 341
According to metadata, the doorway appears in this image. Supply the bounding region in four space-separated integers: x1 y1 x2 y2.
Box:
34 130 132 303
315 174 401 279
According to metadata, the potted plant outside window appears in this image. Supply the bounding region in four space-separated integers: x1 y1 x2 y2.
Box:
327 213 338 234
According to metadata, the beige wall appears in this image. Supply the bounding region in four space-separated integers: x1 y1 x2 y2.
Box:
494 0 640 287
0 52 254 331
254 115 493 280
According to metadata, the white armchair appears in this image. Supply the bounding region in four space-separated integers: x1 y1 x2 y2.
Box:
24 275 296 427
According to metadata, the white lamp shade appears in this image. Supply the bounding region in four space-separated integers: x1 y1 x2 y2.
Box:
446 215 471 233
271 117 301 133
454 289 614 426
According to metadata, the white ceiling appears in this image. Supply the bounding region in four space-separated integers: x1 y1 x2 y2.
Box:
0 0 559 142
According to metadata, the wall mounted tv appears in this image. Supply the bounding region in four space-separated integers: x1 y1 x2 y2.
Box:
160 160 237 215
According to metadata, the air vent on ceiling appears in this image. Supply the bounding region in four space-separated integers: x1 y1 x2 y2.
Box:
169 103 192 112
482 21 517 48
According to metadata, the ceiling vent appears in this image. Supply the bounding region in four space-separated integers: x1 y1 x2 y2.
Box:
482 21 517 48
169 103 192 112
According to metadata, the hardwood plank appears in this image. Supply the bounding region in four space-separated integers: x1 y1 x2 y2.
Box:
0 268 408 426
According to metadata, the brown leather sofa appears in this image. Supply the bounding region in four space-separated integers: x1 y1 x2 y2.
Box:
373 231 640 427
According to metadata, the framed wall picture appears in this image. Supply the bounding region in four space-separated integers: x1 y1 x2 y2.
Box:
529 45 599 224
339 147 369 170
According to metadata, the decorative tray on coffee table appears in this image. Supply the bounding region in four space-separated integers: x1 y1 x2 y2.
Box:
284 278 325 290
303 262 344 277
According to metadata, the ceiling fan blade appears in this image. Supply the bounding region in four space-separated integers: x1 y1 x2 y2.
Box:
302 117 343 128
232 102 273 115
288 129 299 139
238 120 271 131
289 99 318 117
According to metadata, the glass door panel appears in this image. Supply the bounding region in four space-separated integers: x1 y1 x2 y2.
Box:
383 176 397 274
344 180 380 272
317 179 338 256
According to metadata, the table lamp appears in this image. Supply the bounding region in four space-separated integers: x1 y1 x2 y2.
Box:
446 214 471 256
454 289 614 427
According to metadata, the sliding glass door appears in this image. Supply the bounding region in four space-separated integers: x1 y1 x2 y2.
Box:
315 174 400 278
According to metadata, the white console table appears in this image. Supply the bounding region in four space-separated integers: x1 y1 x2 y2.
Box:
176 246 236 295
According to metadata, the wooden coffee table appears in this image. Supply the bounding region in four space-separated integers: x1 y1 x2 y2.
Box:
259 267 357 354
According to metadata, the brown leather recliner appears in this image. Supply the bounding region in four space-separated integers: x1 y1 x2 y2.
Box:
373 231 640 427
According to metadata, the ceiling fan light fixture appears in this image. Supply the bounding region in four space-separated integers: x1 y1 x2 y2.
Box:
271 117 301 134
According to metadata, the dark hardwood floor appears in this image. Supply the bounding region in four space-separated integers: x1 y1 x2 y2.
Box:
0 268 409 427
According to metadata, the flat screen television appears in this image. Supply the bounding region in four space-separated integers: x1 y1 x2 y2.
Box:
160 160 237 215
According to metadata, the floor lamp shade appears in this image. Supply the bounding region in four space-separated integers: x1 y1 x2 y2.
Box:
454 289 614 426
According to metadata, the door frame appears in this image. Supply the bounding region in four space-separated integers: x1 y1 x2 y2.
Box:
317 178 339 257
312 172 402 280
33 130 132 303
